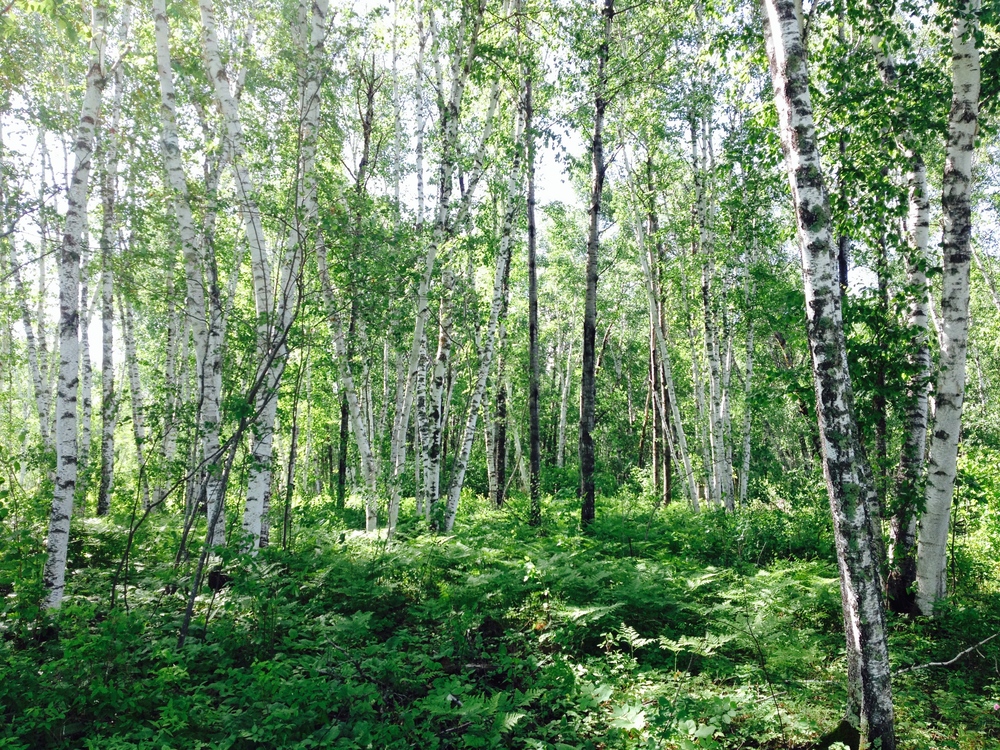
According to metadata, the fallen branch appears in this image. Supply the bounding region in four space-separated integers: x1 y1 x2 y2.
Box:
894 632 1000 675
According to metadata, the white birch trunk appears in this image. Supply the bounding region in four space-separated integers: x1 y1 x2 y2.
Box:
9 252 53 450
692 120 731 509
916 0 981 616
424 272 454 504
636 221 698 509
80 254 95 497
236 0 327 550
120 294 151 510
556 339 572 468
200 0 276 550
97 17 126 514
153 296 182 507
386 0 488 532
682 264 712 500
43 2 106 609
317 243 380 531
764 0 895 741
152 0 227 543
442 109 523 532
738 318 754 506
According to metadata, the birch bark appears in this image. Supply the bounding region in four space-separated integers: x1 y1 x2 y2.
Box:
738 282 754 506
525 70 541 525
119 293 151 509
153 0 228 546
579 0 613 527
442 108 524 532
763 0 895 742
80 257 94 497
556 339 572 468
637 220 698 508
916 0 981 616
387 0 488 531
199 0 288 550
43 1 107 610
692 117 732 509
97 44 123 514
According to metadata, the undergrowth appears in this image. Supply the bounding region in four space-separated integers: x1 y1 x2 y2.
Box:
1 491 999 749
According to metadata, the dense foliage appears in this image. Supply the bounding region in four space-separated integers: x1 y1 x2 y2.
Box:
3 485 1000 748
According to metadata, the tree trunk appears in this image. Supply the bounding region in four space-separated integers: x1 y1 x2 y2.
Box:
79 256 94 503
763 0 895 743
493 356 508 507
97 23 127 514
579 0 613 527
692 116 733 510
916 0 981 617
426 273 455 506
152 0 226 546
42 2 106 610
556 339 572 468
637 220 698 510
889 147 931 612
738 290 755 506
387 0 488 532
337 386 350 509
525 70 541 525
120 294 151 510
8 248 53 452
442 107 524 532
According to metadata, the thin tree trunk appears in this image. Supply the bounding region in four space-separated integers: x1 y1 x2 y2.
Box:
692 116 732 510
79 254 93 503
637 220 698 509
916 0 981 617
493 356 508 507
888 143 930 613
681 259 712 502
119 293 151 510
556 339 572 468
651 322 661 500
152 0 226 546
442 107 524 532
97 21 126 515
43 2 107 610
8 249 52 451
506 379 530 492
738 296 754 506
426 273 455 505
525 70 541 524
579 0 613 527
387 0 488 532
763 0 895 743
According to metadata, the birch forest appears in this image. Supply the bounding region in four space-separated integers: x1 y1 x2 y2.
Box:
1 0 1000 747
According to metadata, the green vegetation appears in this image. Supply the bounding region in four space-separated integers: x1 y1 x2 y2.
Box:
3 482 999 749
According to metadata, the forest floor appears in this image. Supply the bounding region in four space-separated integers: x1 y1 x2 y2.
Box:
2 491 1000 749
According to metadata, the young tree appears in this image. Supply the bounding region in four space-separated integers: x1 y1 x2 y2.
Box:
579 0 613 527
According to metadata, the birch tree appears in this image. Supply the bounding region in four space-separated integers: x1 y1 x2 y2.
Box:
763 0 895 742
43 1 107 610
916 0 982 616
152 0 226 547
579 0 613 527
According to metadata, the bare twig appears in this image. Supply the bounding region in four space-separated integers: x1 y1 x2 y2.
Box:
894 632 1000 675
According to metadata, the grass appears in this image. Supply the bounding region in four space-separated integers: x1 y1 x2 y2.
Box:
1 488 999 749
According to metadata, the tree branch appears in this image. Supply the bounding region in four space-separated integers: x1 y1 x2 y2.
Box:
894 632 1000 675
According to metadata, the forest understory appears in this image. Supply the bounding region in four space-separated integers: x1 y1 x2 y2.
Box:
3 0 1000 747
3 487 1000 750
